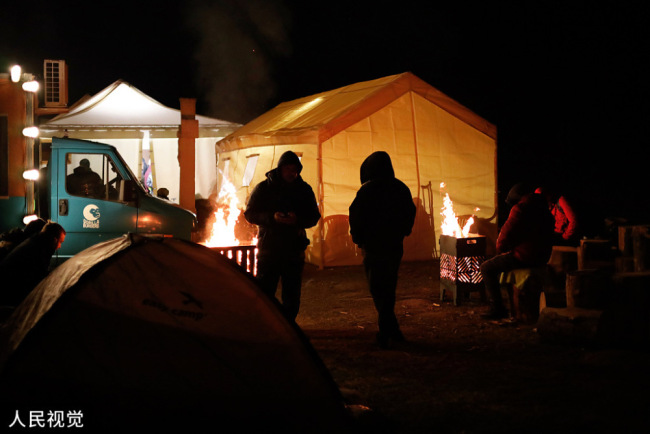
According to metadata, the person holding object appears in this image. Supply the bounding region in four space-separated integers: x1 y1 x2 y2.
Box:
244 151 321 320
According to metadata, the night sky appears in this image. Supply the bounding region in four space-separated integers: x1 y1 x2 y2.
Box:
2 1 649 229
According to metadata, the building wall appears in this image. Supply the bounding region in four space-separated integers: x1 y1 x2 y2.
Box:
0 78 28 230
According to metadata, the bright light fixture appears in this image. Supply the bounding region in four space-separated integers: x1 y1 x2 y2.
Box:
23 169 40 181
10 65 22 83
22 214 38 225
22 126 40 138
22 80 39 93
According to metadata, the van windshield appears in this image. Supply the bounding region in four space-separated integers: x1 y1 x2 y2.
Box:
110 149 149 196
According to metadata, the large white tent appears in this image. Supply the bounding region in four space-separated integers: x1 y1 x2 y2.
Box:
217 72 498 267
39 81 241 202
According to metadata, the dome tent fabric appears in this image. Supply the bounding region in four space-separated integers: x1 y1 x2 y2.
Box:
216 72 498 267
0 234 351 432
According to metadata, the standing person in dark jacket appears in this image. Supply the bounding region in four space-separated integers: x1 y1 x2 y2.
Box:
349 151 416 349
244 151 321 320
479 183 555 319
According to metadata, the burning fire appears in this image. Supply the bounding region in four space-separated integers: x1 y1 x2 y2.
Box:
440 190 477 238
200 178 258 274
202 179 242 247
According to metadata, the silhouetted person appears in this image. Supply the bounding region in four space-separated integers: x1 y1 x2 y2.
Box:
157 188 170 200
0 218 47 263
66 158 102 197
349 151 416 348
0 221 66 308
23 218 47 238
480 183 554 319
535 186 580 246
244 151 321 320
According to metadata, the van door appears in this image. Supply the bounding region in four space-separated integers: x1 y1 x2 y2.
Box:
54 151 137 261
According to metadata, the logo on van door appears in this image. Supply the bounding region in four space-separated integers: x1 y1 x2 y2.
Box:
82 204 101 229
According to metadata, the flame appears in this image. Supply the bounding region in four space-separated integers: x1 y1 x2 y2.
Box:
200 178 259 275
440 193 475 238
202 178 242 247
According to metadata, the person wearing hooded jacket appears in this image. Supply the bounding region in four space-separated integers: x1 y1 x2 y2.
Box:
244 151 321 320
349 151 416 348
479 183 555 319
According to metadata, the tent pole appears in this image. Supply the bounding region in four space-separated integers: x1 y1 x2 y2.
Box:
147 131 158 193
409 92 422 200
409 92 437 258
317 141 324 270
178 98 198 213
137 138 143 188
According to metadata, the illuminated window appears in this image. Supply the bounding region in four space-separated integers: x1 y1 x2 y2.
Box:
221 158 231 184
242 155 259 187
43 60 68 107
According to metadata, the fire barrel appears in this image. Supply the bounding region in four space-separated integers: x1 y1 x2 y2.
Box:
210 245 257 276
439 234 487 306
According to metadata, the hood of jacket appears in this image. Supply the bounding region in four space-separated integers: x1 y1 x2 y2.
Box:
278 151 303 173
360 151 395 184
265 150 304 183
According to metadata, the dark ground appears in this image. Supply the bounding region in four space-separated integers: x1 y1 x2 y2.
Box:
295 260 650 434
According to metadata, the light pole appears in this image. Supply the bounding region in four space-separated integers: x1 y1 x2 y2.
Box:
12 65 41 221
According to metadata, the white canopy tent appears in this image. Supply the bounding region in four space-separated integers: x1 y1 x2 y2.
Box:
39 81 241 202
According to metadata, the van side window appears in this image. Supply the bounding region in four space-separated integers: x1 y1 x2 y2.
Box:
66 153 125 202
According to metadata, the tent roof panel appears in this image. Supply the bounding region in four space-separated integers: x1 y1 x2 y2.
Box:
41 80 241 130
218 72 496 151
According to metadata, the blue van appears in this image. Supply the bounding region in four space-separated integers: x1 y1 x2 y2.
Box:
38 137 195 262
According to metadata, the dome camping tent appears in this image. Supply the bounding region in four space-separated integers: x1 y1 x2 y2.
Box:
215 72 498 267
0 234 351 432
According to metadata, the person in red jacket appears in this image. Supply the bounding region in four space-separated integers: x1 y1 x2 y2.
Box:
479 183 555 319
535 187 580 246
